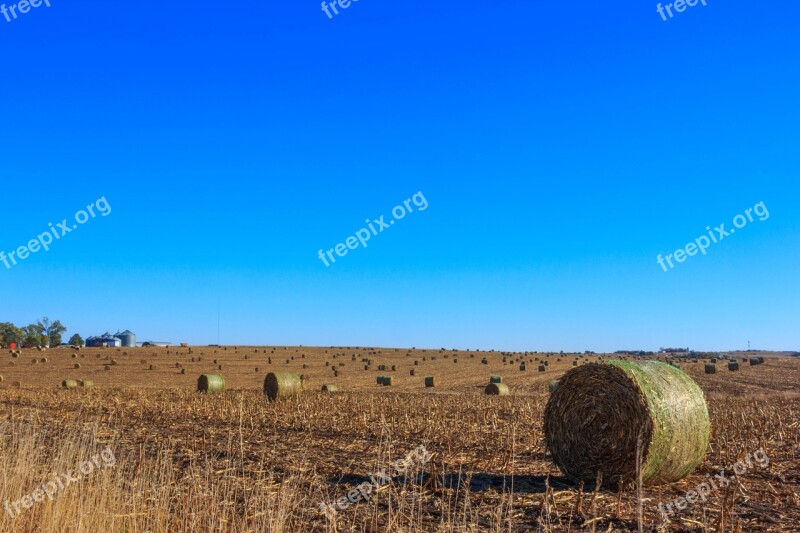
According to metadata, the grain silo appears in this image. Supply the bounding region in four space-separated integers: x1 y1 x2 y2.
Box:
117 330 136 348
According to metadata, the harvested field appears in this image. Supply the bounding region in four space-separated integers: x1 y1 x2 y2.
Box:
0 346 798 532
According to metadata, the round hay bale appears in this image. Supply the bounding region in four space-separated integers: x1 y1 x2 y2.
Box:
180 368 186 374
321 384 339 392
79 380 94 388
409 369 416 376
485 382 509 396
538 365 546 372
197 374 225 393
519 363 526 371
74 363 81 369
0 375 3 382
490 375 502 384
548 379 560 394
62 379 79 389
544 360 709 485
728 361 739 371
424 376 436 388
704 363 716 374
264 372 302 400
104 365 111 371
481 357 489 365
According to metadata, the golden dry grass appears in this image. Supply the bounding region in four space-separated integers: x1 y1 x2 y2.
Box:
0 346 798 532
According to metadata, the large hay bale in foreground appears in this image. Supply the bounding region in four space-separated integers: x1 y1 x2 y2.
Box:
197 374 225 393
485 382 509 396
544 360 709 485
264 372 302 400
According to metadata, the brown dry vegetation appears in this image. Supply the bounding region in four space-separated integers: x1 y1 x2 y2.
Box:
0 346 798 532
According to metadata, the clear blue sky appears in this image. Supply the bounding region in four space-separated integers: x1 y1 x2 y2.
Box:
1 1 797 352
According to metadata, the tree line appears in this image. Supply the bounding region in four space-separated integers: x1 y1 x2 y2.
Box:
0 318 82 348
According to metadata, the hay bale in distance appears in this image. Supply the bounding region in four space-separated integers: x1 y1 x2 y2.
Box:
321 384 339 392
490 375 502 384
704 363 716 374
728 361 739 371
538 365 546 372
62 379 79 389
424 376 436 387
485 382 509 396
548 379 560 394
78 380 94 388
544 360 709 485
197 374 225 393
264 372 303 400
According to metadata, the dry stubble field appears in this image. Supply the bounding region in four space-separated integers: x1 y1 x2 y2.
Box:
0 345 798 532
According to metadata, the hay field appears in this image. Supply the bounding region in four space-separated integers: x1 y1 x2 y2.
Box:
1 346 798 532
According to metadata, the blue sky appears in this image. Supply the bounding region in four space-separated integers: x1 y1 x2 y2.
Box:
1 0 797 352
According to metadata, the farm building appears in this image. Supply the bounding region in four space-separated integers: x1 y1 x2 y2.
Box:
116 330 136 347
85 333 122 348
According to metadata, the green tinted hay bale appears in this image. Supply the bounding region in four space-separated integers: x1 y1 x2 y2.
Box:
264 372 302 400
321 384 339 392
544 360 709 485
197 374 225 393
728 361 739 371
79 380 94 388
424 376 436 387
62 379 79 389
485 382 509 396
490 375 502 384
548 379 560 394
704 364 716 374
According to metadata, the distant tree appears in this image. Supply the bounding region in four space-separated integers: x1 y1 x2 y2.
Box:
68 333 83 347
38 317 67 347
0 322 22 346
21 323 46 347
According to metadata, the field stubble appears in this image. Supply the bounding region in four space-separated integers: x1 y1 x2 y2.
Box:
0 346 798 532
